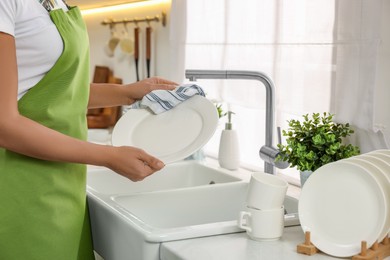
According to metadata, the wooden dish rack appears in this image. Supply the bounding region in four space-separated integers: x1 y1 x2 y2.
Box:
297 231 390 260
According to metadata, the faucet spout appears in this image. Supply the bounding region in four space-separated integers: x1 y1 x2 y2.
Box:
185 70 288 174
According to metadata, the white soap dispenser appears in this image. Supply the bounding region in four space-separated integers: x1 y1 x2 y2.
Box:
218 111 240 170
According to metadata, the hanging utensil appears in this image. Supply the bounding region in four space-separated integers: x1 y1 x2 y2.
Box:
146 25 152 78
119 23 134 55
134 26 140 81
104 23 120 57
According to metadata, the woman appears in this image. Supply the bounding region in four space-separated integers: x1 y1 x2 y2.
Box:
0 0 177 259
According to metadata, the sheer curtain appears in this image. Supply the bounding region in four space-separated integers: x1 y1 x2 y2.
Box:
331 0 388 153
169 0 389 181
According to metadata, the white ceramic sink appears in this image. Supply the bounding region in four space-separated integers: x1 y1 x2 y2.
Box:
86 160 299 260
87 161 242 195
113 183 248 232
111 182 299 241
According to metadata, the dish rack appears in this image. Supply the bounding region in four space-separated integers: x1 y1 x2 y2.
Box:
297 231 390 260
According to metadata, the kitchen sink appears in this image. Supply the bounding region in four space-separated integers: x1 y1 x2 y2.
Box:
87 160 242 195
111 182 299 242
87 160 299 260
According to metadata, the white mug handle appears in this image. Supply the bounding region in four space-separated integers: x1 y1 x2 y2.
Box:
238 211 252 232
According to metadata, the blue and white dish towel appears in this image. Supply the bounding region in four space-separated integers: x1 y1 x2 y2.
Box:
131 84 205 114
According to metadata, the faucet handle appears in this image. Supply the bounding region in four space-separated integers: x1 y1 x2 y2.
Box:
259 126 289 171
259 146 289 170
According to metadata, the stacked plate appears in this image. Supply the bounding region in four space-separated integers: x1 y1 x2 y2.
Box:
298 149 390 258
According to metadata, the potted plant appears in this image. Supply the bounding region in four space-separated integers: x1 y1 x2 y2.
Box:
277 112 360 186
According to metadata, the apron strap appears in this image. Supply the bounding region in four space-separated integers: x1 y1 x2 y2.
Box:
61 0 71 9
38 0 71 12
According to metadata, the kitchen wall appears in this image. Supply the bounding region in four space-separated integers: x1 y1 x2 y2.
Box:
81 1 172 84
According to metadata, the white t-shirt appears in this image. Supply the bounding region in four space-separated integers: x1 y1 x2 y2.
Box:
0 0 68 100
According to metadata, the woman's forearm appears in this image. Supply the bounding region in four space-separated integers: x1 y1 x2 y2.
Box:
0 112 165 181
0 113 109 166
88 77 178 109
88 83 131 109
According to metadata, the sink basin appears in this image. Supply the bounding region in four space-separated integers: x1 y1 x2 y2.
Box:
86 160 299 260
87 160 242 195
113 183 248 232
112 182 299 242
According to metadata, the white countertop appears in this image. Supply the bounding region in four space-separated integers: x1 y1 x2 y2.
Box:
160 226 342 260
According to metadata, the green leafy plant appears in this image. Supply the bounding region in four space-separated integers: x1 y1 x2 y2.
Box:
277 112 360 172
215 103 227 118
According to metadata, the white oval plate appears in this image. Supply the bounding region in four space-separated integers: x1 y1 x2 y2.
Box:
299 160 387 257
359 153 390 170
368 150 390 163
112 95 219 164
346 157 390 242
370 149 390 157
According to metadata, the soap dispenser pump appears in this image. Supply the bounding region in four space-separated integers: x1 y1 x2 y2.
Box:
218 111 240 170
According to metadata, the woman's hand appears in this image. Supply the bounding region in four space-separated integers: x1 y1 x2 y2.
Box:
124 77 178 105
103 145 165 182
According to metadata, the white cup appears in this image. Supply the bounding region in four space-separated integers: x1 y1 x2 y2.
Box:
238 206 285 241
246 172 288 210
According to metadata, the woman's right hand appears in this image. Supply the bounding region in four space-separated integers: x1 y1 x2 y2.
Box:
104 145 165 182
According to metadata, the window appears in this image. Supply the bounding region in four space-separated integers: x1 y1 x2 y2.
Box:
170 0 389 184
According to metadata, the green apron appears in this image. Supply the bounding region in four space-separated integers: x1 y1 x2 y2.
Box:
0 7 94 260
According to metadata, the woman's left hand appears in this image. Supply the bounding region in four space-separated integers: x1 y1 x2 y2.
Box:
124 77 178 104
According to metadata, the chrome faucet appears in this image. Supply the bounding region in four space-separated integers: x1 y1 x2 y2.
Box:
185 70 289 174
